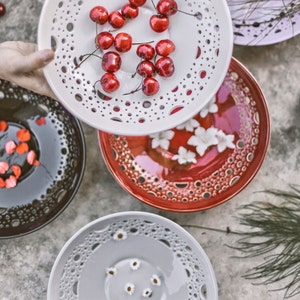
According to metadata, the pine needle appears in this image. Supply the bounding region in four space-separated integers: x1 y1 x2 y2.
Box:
230 185 300 299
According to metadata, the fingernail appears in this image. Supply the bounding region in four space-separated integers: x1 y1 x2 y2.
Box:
41 49 54 63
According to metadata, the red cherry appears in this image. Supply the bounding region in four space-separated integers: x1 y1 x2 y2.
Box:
150 15 169 33
102 51 122 72
129 0 146 7
155 39 176 56
96 32 114 50
0 2 6 17
100 73 120 93
142 77 160 96
108 11 126 29
121 3 139 19
114 32 133 53
136 44 155 60
157 0 178 16
137 61 156 77
155 57 175 77
89 6 108 25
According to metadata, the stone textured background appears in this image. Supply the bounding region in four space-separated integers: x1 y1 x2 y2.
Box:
0 1 299 299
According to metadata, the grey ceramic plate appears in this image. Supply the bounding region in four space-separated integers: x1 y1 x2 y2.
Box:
48 212 218 300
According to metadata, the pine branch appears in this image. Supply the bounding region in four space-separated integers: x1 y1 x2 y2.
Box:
230 185 300 299
182 185 300 299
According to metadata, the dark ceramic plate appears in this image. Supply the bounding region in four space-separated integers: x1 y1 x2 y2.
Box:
0 80 86 238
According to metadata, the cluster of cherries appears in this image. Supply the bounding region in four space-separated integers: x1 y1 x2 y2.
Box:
88 0 180 96
0 120 42 189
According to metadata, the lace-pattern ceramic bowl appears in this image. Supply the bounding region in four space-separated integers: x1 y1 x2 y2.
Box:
38 0 233 135
48 211 218 300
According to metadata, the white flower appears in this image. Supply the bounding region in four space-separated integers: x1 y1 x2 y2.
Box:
188 127 218 156
172 146 197 165
142 288 153 298
151 274 161 286
130 258 141 270
125 283 135 295
176 118 199 132
215 130 235 152
106 267 117 276
199 95 218 118
113 229 127 241
149 130 175 150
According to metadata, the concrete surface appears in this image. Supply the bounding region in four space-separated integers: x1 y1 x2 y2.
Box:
0 0 299 299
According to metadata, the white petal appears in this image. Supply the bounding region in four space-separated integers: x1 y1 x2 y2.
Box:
205 128 219 145
187 135 200 147
160 139 170 150
151 274 161 286
196 144 208 156
217 141 227 152
194 126 206 137
226 135 236 149
200 108 209 118
162 130 175 140
151 139 160 149
208 136 219 146
178 157 188 164
142 288 153 298
186 119 200 132
178 146 187 155
113 229 127 240
208 103 218 113
186 153 197 164
207 127 218 136
130 259 141 270
216 131 235 152
125 283 135 295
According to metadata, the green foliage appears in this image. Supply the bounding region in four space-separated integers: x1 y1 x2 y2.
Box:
182 185 300 298
231 185 300 299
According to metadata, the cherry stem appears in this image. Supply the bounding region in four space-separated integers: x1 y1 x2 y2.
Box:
132 40 154 45
171 7 201 18
150 0 157 12
131 58 144 78
149 0 199 18
76 48 100 69
123 78 143 95
93 80 100 93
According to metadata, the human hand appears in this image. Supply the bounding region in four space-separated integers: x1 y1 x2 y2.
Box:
0 41 57 100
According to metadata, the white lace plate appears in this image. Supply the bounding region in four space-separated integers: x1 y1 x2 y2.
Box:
38 0 233 135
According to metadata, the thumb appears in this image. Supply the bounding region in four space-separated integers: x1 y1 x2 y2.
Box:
16 49 55 73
